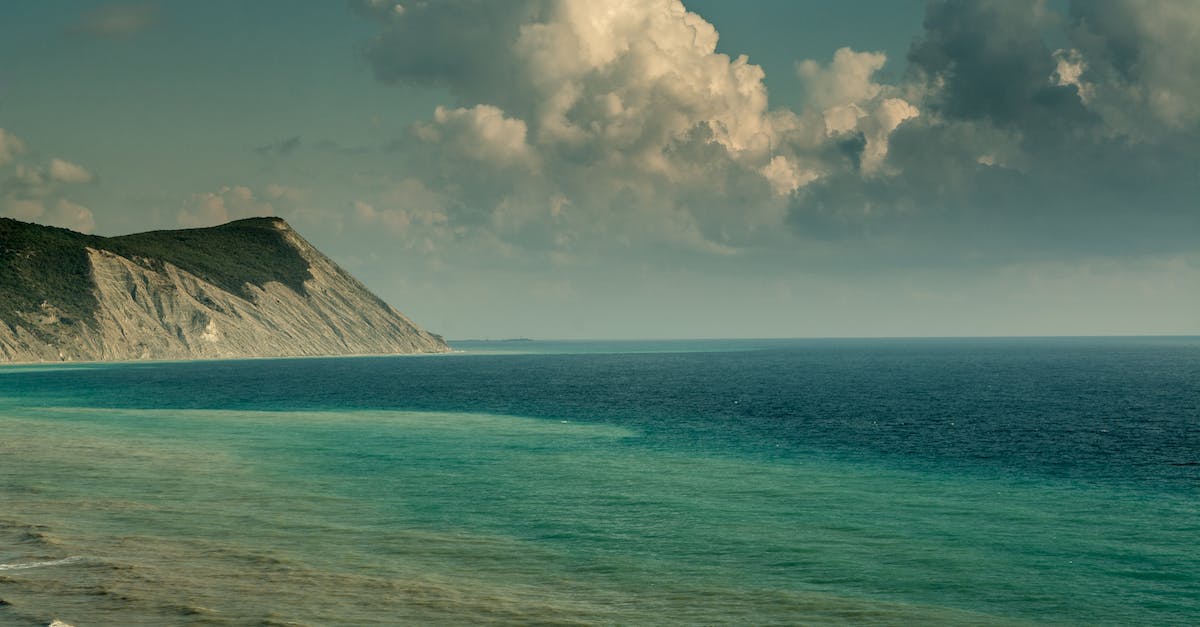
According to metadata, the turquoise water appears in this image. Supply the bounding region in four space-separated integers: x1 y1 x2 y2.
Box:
0 338 1197 625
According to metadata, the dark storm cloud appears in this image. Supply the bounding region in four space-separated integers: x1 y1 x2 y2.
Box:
787 0 1200 263
350 0 543 109
910 0 1076 127
1068 1 1200 135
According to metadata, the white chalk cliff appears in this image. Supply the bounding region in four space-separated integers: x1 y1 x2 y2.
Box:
0 217 448 362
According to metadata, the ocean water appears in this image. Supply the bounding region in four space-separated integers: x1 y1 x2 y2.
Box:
0 338 1197 626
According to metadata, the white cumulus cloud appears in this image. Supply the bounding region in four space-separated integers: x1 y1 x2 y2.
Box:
796 48 919 175
797 48 887 111
178 185 275 228
48 158 95 184
46 198 96 233
351 0 1200 266
415 105 536 168
358 0 809 254
0 130 97 233
0 129 27 167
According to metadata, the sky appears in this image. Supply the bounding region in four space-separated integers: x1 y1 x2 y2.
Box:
1 0 1197 339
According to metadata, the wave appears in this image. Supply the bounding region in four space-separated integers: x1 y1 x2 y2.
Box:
0 556 83 571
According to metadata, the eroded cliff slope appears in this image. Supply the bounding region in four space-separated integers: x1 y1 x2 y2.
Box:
0 217 448 361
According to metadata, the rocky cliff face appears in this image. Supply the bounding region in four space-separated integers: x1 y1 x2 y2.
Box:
0 217 448 362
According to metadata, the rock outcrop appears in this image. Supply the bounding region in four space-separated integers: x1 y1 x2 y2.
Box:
0 217 448 361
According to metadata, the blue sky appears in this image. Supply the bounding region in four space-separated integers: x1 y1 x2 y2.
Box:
1 1 1197 339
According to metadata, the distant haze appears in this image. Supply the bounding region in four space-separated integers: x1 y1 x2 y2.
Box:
2 1 1197 339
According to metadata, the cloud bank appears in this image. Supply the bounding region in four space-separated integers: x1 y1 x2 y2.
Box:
351 0 1200 268
791 0 1200 262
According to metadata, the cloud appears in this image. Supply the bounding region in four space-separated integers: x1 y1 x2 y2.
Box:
254 135 303 159
906 0 1082 131
70 3 159 38
351 0 1200 267
5 199 44 222
901 0 1199 142
355 0 804 255
797 48 888 111
785 0 1200 263
0 129 26 167
794 48 920 175
352 178 453 246
1 194 95 235
264 183 306 204
48 158 95 184
354 200 410 234
314 139 374 156
178 185 275 228
0 129 97 233
173 183 322 230
761 155 819 197
352 0 541 100
1068 0 1200 136
45 199 96 233
414 105 535 167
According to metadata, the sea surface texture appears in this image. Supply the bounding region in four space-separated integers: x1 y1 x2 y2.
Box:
0 338 1197 625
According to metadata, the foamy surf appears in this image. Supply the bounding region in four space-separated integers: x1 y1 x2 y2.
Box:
0 556 83 571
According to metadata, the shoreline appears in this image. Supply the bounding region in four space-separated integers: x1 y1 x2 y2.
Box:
0 346 455 369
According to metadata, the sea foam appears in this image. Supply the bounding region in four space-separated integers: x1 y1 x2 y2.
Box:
0 556 83 571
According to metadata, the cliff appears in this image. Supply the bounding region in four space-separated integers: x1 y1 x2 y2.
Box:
0 217 448 361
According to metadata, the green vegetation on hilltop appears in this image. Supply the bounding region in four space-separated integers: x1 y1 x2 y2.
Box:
0 219 101 333
0 216 313 333
108 217 312 300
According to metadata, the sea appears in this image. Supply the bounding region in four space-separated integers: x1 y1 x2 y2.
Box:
0 337 1197 626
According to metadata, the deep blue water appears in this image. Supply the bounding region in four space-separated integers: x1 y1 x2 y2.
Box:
1 337 1197 625
11 337 1200 488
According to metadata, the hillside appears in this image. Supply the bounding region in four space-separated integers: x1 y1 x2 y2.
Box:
0 216 448 361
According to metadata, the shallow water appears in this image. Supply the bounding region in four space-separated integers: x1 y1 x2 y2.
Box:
1 338 1197 625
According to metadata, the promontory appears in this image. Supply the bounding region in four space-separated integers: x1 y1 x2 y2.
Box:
0 216 449 362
